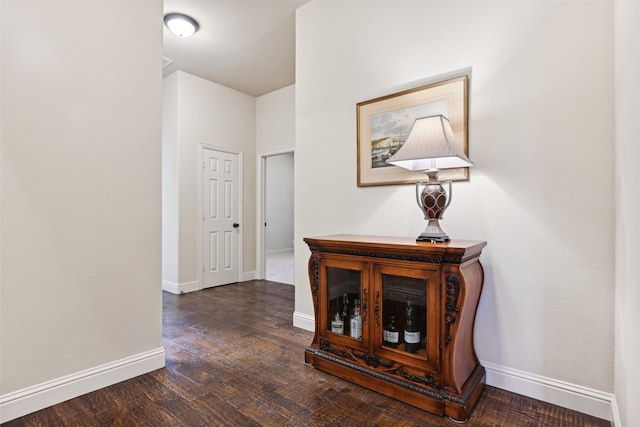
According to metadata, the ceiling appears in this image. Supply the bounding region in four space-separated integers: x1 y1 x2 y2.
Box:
163 1 308 97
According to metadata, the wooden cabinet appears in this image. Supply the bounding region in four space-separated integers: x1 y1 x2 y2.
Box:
303 234 487 421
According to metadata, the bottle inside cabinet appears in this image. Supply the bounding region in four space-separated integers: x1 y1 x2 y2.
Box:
383 314 400 348
381 274 427 357
325 267 361 340
350 298 362 339
404 300 421 353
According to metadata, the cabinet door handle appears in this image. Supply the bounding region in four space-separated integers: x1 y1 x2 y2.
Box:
233 223 240 228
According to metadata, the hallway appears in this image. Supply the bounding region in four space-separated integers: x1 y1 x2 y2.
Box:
266 251 294 285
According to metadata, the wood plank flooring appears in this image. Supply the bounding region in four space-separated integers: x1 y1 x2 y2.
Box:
3 280 611 427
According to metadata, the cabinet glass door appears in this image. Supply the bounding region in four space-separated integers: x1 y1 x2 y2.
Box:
381 274 426 355
320 259 367 343
375 264 439 369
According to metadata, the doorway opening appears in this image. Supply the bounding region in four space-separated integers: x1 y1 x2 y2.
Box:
257 150 294 284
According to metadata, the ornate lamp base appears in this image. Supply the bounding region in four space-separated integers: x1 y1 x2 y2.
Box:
417 219 450 242
416 170 452 242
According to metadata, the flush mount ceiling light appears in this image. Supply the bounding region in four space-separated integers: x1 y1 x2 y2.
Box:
164 13 199 38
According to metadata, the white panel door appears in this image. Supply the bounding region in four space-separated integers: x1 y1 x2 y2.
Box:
203 148 239 288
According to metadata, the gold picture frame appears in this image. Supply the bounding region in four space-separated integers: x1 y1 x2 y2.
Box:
357 75 469 187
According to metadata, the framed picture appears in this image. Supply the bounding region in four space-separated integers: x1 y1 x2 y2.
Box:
357 75 469 187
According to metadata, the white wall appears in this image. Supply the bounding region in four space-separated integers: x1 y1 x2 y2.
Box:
255 85 296 278
162 73 180 286
256 85 296 154
295 1 615 419
0 0 164 421
614 1 640 426
162 71 257 291
265 153 294 252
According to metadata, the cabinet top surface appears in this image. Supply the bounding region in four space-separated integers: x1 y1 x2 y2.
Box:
304 234 486 258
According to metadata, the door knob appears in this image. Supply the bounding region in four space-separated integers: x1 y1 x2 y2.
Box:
233 223 240 228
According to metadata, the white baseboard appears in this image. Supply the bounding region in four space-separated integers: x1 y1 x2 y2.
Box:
242 270 256 282
482 360 614 422
162 280 200 294
0 347 165 423
163 273 257 294
266 248 294 255
289 314 615 422
610 395 621 427
293 311 315 332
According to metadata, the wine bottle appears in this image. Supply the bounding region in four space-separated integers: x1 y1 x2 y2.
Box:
350 298 362 339
341 294 350 335
384 315 399 348
404 301 420 353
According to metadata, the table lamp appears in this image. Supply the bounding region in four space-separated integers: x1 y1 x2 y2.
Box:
386 114 473 242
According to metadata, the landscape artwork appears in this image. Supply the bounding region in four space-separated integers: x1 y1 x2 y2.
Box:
370 100 448 169
357 75 469 187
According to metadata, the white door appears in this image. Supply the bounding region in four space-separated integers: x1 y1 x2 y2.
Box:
202 148 239 288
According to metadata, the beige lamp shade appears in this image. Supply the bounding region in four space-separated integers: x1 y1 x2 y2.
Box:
386 115 473 171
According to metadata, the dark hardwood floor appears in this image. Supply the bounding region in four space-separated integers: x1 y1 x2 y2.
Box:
4 280 610 427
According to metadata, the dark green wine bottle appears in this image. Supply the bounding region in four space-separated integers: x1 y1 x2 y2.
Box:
341 294 350 336
384 315 399 348
404 301 420 353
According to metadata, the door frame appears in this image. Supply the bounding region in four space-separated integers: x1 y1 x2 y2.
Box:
198 143 244 289
256 148 294 281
